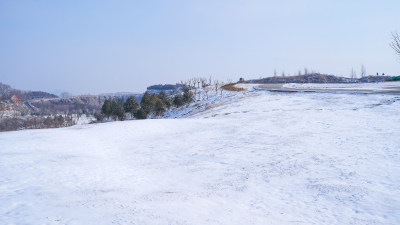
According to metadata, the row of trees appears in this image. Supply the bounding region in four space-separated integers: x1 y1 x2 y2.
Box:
268 30 400 79
180 77 231 100
271 66 369 79
0 115 76 131
350 64 367 79
100 89 194 121
99 76 233 123
272 68 323 77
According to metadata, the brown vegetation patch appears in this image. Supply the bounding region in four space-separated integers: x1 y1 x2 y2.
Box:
221 83 245 92
205 103 225 111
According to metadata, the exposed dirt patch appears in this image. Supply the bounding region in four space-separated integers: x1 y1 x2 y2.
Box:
221 83 246 92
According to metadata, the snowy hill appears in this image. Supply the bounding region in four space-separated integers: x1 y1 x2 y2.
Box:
1 83 400 224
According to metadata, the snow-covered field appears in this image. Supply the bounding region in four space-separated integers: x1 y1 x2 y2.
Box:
1 84 400 224
282 82 400 93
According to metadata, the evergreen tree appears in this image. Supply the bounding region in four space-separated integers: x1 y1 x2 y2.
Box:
94 112 104 121
140 92 166 116
135 108 147 119
183 88 194 104
153 98 166 116
124 96 139 118
158 91 172 109
173 94 184 107
140 92 152 114
101 99 112 119
111 100 125 121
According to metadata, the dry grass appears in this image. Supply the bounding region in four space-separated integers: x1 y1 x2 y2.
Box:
205 103 224 111
221 83 245 91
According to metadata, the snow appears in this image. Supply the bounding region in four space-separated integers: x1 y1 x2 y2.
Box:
1 83 400 224
163 87 254 119
75 114 95 125
283 81 400 91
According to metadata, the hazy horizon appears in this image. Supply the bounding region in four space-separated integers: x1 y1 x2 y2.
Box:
1 0 399 95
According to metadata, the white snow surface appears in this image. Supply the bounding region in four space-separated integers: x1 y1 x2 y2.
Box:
283 81 400 91
1 84 400 224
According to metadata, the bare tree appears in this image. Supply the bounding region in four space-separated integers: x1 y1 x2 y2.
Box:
322 74 328 83
220 82 224 97
214 80 219 95
60 92 71 98
200 78 208 101
390 32 400 58
203 87 209 101
192 78 197 88
360 64 366 77
274 69 277 77
350 68 357 79
200 78 207 87
304 67 308 75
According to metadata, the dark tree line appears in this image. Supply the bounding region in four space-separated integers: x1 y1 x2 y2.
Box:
147 84 178 91
101 99 127 121
100 89 193 121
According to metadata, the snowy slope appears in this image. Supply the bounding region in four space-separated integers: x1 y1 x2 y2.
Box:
1 84 400 224
283 81 400 90
281 82 400 94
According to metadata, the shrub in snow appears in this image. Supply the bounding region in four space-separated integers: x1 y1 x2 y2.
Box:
124 96 139 118
135 108 147 119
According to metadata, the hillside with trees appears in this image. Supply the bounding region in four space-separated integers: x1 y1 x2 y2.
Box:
2 70 399 132
99 89 193 121
0 82 142 131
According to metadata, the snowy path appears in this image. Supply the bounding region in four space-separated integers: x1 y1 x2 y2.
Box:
1 89 400 224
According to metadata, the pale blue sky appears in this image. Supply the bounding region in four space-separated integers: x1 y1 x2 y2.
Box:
0 0 399 95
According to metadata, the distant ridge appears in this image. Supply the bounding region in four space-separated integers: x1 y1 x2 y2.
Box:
0 82 58 101
245 73 393 84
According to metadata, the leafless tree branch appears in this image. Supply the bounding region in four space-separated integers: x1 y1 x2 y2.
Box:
390 32 400 56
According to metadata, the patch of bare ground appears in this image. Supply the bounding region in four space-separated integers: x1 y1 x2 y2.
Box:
221 83 245 91
205 103 225 111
